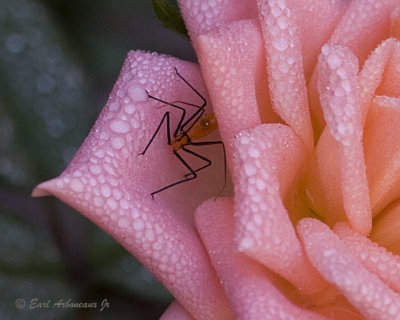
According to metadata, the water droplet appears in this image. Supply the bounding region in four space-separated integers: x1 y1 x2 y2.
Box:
101 184 112 197
327 53 342 69
272 38 289 51
244 163 257 176
90 165 102 175
248 147 260 158
124 104 137 114
110 137 125 150
71 179 84 193
118 217 130 229
128 86 148 102
240 237 254 249
109 102 120 112
109 120 130 134
133 219 145 231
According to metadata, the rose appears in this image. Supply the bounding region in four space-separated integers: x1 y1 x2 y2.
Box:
33 0 400 319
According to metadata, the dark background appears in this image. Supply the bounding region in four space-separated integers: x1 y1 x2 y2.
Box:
0 0 196 319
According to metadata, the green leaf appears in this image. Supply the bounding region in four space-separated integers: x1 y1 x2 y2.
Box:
152 0 189 38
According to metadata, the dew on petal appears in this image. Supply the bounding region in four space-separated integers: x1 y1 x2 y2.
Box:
128 85 148 102
109 120 130 134
124 104 136 114
327 52 342 70
133 219 145 231
110 137 125 150
272 38 289 51
118 217 130 229
70 179 84 193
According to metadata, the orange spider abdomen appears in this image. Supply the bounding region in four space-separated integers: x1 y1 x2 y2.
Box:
172 113 218 151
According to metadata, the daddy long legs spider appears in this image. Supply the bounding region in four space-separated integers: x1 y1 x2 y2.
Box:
138 67 226 199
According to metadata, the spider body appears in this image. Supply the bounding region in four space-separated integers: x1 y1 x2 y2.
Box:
138 68 226 199
172 113 217 151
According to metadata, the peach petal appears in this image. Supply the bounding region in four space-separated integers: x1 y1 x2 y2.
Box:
376 39 400 97
359 38 397 125
306 128 343 226
178 0 257 38
371 200 400 256
196 19 267 169
298 218 400 320
269 0 348 137
312 295 365 320
33 51 232 320
364 96 400 215
391 7 400 39
306 39 396 223
195 198 328 320
317 44 371 235
334 222 400 293
308 69 327 139
283 0 348 80
258 0 313 152
329 0 399 64
309 10 398 137
160 301 196 320
232 124 329 297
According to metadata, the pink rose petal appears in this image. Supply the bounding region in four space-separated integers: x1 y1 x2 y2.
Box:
196 19 270 168
364 95 400 215
160 301 196 320
391 7 400 39
33 51 232 320
178 0 257 37
376 39 400 97
359 38 397 125
232 124 331 299
334 222 400 293
258 0 313 152
317 44 371 235
307 41 398 227
195 198 329 320
370 200 400 257
308 2 398 136
306 129 346 226
298 218 400 320
312 295 365 320
329 0 399 63
282 0 348 79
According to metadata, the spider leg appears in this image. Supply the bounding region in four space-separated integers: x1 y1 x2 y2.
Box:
174 68 206 107
155 99 206 136
147 93 187 138
157 100 204 111
186 140 227 192
150 150 197 199
138 111 172 156
173 68 207 133
181 146 211 178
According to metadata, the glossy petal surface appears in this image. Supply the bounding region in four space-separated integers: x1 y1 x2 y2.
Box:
298 218 400 320
195 198 328 320
33 51 232 320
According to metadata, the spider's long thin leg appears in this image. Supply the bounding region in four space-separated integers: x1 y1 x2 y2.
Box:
174 68 206 107
147 93 187 138
138 111 172 156
150 150 197 199
157 100 203 111
186 140 227 189
156 99 206 135
173 68 208 133
181 146 211 178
